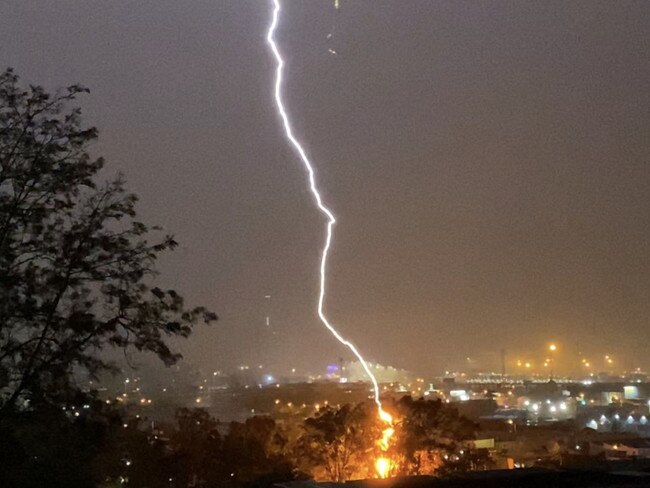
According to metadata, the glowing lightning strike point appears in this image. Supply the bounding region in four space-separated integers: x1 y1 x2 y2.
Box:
266 0 389 422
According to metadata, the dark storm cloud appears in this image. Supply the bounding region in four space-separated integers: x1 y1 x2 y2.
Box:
1 1 648 374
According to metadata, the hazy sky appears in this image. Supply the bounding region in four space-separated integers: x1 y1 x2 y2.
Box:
1 1 648 375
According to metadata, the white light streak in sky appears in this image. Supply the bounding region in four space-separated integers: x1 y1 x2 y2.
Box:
266 0 388 418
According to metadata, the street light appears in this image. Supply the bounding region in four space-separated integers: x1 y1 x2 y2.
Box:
548 343 557 379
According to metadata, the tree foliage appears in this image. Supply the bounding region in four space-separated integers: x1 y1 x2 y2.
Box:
294 402 379 481
222 416 296 486
293 397 484 481
164 407 226 487
0 397 119 488
391 396 480 475
96 409 298 488
0 68 216 414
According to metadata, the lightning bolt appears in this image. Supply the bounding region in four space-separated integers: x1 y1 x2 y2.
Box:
266 0 390 422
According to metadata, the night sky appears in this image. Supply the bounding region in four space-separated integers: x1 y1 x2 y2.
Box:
1 1 648 375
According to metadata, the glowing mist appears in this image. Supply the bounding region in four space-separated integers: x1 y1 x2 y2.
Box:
265 0 389 421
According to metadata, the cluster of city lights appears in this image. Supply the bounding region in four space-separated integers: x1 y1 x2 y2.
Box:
511 343 624 377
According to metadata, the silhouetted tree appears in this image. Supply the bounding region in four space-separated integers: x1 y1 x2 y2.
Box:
391 396 480 475
0 396 121 488
223 415 297 486
0 67 216 415
0 68 216 487
166 407 226 487
295 402 377 481
93 415 169 488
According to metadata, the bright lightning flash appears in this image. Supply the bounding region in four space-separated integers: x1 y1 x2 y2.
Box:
266 0 394 457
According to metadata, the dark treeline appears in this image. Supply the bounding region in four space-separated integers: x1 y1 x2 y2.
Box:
1 395 491 487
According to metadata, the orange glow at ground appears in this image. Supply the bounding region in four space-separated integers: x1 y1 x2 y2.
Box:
375 457 391 478
375 408 395 478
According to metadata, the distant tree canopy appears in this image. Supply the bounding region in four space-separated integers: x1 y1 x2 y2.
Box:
0 68 216 415
391 396 481 475
295 401 377 481
293 397 484 481
85 401 483 487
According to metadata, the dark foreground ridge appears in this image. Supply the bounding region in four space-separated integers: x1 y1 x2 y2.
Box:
275 469 650 488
